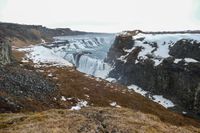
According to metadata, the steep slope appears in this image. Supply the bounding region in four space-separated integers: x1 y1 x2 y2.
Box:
10 47 200 129
106 30 200 117
0 64 62 113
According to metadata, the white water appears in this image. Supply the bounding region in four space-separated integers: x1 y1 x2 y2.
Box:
51 34 115 78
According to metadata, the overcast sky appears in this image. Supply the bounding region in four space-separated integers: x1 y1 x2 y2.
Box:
0 0 200 32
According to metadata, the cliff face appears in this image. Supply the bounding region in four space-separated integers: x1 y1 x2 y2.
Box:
0 22 87 47
106 31 200 116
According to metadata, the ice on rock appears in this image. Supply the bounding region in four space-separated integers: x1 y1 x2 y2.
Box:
118 32 200 66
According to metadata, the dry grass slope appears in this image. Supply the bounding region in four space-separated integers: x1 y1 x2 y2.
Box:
0 107 199 133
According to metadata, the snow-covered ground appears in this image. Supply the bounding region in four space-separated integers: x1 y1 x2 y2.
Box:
174 58 199 64
70 100 88 111
18 45 73 67
128 85 175 108
118 33 200 66
110 102 121 108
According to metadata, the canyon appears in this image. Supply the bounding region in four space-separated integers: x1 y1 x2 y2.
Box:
0 22 200 132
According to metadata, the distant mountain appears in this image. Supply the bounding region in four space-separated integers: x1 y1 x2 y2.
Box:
0 22 87 47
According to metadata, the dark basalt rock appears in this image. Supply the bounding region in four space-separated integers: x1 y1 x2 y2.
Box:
169 39 200 61
105 35 134 64
106 35 200 117
0 65 59 113
0 40 12 65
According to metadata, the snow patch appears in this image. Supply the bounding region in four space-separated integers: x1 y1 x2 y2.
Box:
128 85 147 96
182 111 187 115
105 77 117 83
118 33 200 66
67 97 73 100
110 102 121 108
174 59 183 63
48 73 53 77
70 100 88 110
151 95 175 108
128 84 175 108
184 58 199 63
61 96 66 101
18 45 73 67
174 58 199 64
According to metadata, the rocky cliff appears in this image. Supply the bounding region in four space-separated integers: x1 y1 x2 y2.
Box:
106 31 200 117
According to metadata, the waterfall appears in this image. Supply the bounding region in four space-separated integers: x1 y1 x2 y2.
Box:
51 34 115 78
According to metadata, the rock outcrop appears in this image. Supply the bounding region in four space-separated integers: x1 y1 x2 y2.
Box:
106 31 200 117
0 65 60 113
0 40 11 65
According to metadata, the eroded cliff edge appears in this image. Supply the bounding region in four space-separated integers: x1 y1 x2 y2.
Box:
106 31 200 117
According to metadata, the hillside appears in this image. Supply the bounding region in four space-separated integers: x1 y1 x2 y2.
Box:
0 22 87 47
1 107 199 133
0 23 200 132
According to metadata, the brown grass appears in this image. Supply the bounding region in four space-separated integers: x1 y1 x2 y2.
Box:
38 66 200 128
0 107 199 133
9 48 200 129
